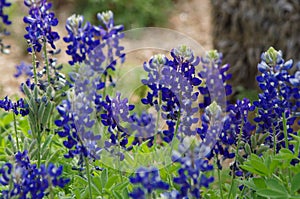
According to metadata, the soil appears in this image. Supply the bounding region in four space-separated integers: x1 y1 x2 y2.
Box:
0 0 212 97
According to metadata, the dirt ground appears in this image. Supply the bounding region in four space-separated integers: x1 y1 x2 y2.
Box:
0 0 212 97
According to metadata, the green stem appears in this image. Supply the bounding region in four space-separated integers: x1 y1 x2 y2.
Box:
84 157 93 199
216 155 224 199
228 122 244 199
273 126 277 155
154 90 162 144
43 40 51 84
282 112 289 149
31 46 38 85
37 130 41 167
13 113 20 151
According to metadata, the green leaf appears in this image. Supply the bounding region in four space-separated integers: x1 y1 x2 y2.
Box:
256 189 289 198
291 172 300 193
253 178 266 189
266 178 288 194
105 175 119 190
37 101 46 124
41 134 53 152
41 102 53 125
101 168 108 188
112 191 123 199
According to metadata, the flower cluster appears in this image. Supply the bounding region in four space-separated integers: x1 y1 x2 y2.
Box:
14 62 33 78
129 167 169 198
130 112 156 147
0 151 69 199
0 96 29 116
198 50 232 109
0 0 11 27
0 0 11 53
97 11 125 70
169 137 214 198
64 14 101 65
142 46 200 143
23 0 59 52
55 66 101 163
254 47 299 150
64 10 125 72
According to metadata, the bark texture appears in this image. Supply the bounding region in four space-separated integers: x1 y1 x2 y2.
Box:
211 0 300 90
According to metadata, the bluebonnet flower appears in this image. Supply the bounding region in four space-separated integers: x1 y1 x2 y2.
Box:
64 14 101 65
170 137 214 198
0 0 11 53
14 62 33 78
198 50 232 109
0 96 29 116
23 0 59 52
0 0 11 26
130 112 156 147
99 93 134 160
129 167 169 199
55 65 102 163
0 150 69 199
254 47 299 150
142 46 200 141
97 11 125 69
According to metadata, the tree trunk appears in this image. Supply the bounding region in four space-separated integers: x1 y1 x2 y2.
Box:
211 0 300 90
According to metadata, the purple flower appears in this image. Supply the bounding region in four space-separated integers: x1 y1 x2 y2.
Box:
254 47 299 150
0 151 69 199
63 14 101 65
23 0 59 52
171 137 214 198
198 50 232 109
0 96 29 116
129 167 169 198
0 0 11 26
14 62 33 78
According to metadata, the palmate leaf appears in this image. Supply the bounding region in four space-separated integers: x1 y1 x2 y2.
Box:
291 172 300 193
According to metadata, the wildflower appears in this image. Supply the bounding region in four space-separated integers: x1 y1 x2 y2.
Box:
99 93 134 160
254 47 299 150
14 62 33 78
97 10 125 68
198 50 232 109
0 151 69 199
130 112 156 147
23 0 59 52
0 96 29 116
171 137 214 198
55 61 104 167
64 14 101 65
129 167 169 199
0 0 11 26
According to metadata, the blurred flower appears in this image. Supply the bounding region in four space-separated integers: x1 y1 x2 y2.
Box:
130 112 156 147
198 50 232 109
0 96 29 116
171 137 214 198
23 0 59 52
97 10 125 69
0 150 69 199
129 167 169 199
55 64 102 163
0 0 11 26
14 62 33 78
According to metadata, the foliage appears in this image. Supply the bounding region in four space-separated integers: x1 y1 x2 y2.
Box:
0 0 299 199
73 0 174 29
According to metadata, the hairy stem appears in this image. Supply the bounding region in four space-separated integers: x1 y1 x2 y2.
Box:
13 113 20 151
84 157 93 199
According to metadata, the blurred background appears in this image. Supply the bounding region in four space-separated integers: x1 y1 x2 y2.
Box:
1 0 299 101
